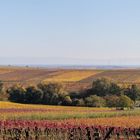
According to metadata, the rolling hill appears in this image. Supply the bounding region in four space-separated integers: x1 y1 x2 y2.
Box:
0 67 140 91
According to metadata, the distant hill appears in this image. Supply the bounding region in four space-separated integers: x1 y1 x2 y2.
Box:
1 66 140 91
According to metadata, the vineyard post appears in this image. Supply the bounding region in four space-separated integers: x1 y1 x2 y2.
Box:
103 127 114 140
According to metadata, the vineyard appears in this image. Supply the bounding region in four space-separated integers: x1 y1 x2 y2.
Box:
0 120 140 140
2 0 140 139
0 67 140 139
0 102 140 139
1 67 140 91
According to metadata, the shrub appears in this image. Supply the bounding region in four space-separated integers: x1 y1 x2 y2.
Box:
85 95 106 107
72 98 85 106
62 95 72 106
117 95 134 108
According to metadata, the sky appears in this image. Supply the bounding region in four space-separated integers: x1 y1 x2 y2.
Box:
0 0 140 65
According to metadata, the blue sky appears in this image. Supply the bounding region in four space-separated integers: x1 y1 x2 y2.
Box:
0 0 140 65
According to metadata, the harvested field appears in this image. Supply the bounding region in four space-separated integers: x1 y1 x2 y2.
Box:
81 70 140 85
0 67 101 91
1 67 140 91
44 70 101 82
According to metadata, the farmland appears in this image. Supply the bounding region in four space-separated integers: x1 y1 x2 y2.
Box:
1 66 140 92
1 101 140 121
0 67 140 139
0 102 140 139
0 67 101 91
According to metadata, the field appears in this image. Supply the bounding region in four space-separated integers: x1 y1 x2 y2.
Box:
0 102 140 139
0 102 140 127
0 67 101 91
1 67 140 92
0 67 140 139
0 101 140 121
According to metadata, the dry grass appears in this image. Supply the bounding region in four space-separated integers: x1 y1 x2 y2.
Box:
0 101 109 110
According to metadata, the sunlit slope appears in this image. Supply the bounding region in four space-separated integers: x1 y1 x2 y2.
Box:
1 67 140 91
0 67 103 91
44 70 102 82
0 67 102 83
80 69 140 84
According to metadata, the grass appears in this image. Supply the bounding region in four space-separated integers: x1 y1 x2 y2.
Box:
2 110 140 121
0 101 110 110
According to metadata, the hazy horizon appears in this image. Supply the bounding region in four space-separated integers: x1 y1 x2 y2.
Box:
1 0 140 65
1 57 140 66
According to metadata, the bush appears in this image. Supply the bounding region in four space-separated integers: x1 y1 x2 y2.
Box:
72 98 85 106
117 95 134 108
62 96 72 106
85 95 106 107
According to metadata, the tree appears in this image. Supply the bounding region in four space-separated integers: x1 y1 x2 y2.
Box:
61 96 72 106
0 81 3 94
117 95 134 108
25 86 43 104
85 95 106 107
92 78 121 97
124 85 140 102
105 95 120 107
37 83 67 105
38 82 65 95
109 82 121 96
7 85 26 103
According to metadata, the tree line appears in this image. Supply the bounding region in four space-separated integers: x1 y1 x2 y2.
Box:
2 78 140 108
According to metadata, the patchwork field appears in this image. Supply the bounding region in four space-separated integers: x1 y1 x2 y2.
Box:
0 101 140 127
0 101 140 139
81 70 140 84
1 67 140 92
